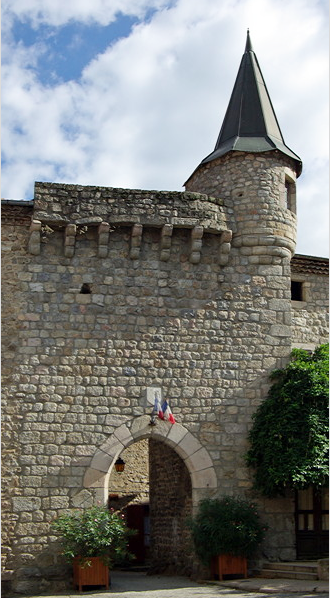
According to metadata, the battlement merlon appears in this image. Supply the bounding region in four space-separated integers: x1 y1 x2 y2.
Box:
33 181 228 234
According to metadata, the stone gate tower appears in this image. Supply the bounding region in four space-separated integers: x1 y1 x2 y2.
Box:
1 32 328 595
185 28 302 391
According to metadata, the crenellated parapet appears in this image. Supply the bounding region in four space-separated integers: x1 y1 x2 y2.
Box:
33 182 226 230
28 182 232 264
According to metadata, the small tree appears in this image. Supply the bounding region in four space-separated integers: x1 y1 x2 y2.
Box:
246 344 329 498
188 496 267 565
52 505 135 566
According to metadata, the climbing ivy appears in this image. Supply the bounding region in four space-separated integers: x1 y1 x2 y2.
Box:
246 344 329 498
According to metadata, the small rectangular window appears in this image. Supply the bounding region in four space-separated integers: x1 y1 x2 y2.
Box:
285 177 296 213
291 280 303 301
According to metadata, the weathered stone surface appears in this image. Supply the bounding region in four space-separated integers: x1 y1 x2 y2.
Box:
12 498 41 512
318 558 329 581
1 162 328 592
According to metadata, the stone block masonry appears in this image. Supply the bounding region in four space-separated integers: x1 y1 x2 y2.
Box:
33 183 227 232
290 256 329 348
2 30 329 591
1 177 328 593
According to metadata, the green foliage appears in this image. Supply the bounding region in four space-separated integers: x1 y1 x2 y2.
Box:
188 496 267 564
52 505 135 566
246 344 329 497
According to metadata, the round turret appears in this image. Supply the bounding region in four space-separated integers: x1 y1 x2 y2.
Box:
185 30 301 264
186 150 298 263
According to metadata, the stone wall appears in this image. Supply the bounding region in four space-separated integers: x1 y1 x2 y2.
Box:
1 179 328 594
290 260 329 349
1 205 34 588
2 190 231 592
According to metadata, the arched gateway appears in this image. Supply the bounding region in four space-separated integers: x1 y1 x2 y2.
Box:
83 416 217 506
83 417 217 573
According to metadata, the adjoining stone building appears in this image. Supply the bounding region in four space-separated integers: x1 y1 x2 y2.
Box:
1 31 328 595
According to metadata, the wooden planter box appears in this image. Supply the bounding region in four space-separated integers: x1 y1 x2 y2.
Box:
73 556 110 591
211 554 247 581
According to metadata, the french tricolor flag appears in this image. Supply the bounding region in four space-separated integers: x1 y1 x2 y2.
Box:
160 400 176 424
153 393 175 424
154 392 163 420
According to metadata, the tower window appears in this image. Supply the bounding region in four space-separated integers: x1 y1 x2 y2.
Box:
285 176 296 213
291 280 303 301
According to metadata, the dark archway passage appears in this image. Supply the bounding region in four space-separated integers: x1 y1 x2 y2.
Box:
149 438 193 575
106 436 195 573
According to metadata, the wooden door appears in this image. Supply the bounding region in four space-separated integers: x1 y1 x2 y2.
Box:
126 504 150 564
295 487 329 559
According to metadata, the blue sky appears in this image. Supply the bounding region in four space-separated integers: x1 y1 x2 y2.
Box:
10 17 139 84
1 0 329 257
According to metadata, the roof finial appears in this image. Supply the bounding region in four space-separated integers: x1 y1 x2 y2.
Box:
245 28 253 52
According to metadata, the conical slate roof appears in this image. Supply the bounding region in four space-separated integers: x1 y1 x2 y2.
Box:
191 31 302 178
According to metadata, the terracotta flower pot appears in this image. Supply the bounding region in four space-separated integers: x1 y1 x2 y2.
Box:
211 554 247 581
73 556 110 591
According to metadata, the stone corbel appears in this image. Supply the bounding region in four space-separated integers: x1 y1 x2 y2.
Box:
98 222 110 258
64 224 76 258
190 226 203 264
28 220 41 255
130 224 143 259
219 230 232 265
160 224 173 261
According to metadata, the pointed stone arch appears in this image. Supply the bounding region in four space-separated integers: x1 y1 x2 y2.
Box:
83 415 217 504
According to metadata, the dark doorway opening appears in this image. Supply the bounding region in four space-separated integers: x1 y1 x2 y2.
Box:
295 487 329 559
126 504 150 564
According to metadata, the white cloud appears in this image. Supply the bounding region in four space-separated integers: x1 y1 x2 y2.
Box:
1 0 328 257
1 0 170 27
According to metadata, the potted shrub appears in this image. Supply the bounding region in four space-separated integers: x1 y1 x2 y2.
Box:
52 504 135 591
188 496 267 580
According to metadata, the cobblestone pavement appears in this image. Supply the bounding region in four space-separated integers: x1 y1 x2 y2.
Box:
23 571 329 598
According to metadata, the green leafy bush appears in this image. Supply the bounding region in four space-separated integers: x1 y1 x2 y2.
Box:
52 505 135 566
246 344 329 497
188 496 267 564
